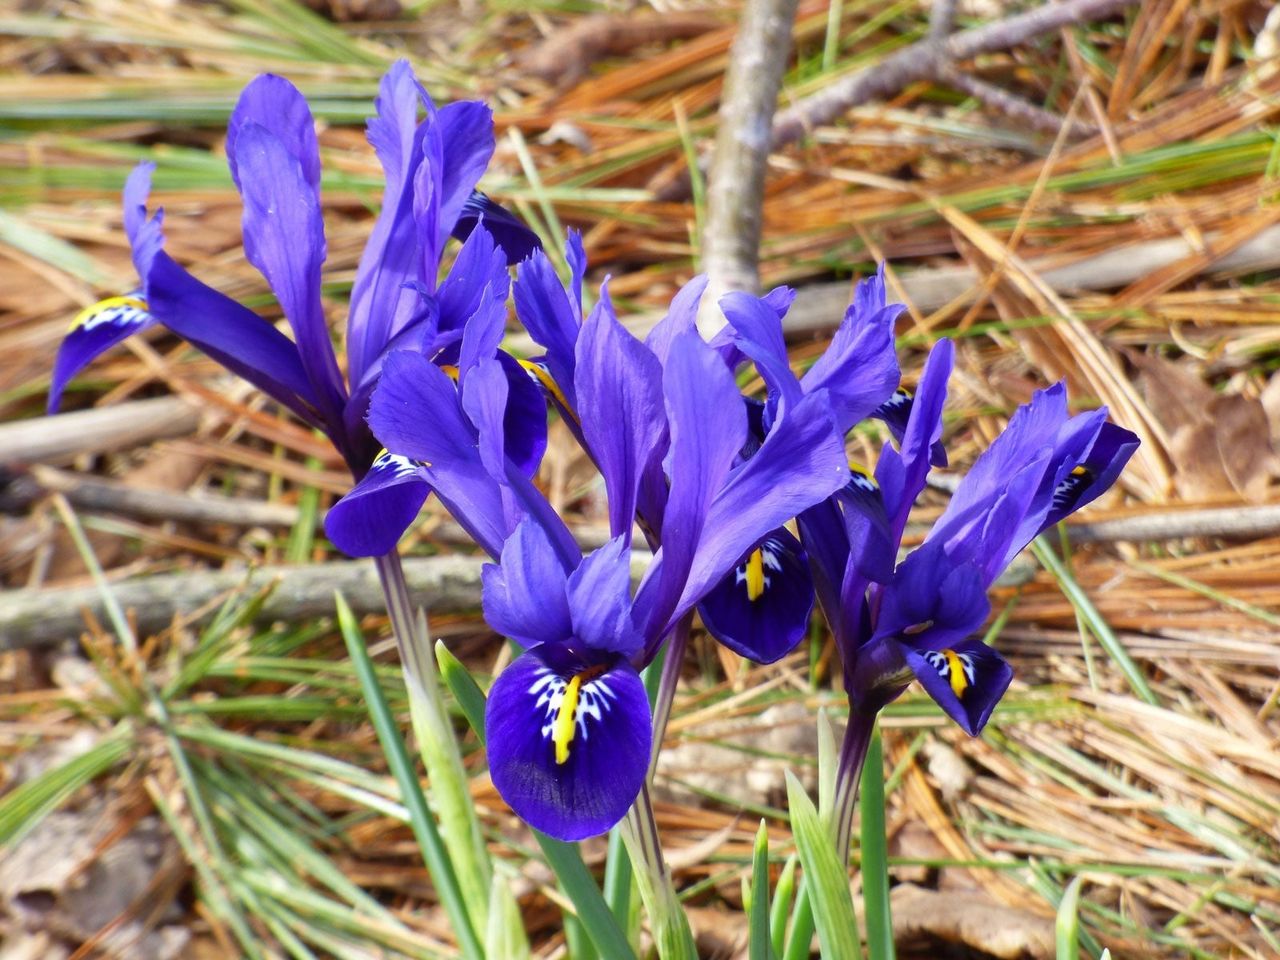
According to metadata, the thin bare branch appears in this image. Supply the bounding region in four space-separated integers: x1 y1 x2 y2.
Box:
770 0 1138 147
698 0 800 332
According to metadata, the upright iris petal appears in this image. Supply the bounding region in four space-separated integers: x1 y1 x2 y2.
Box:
47 61 547 563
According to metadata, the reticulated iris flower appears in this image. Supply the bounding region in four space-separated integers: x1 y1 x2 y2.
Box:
47 61 544 559
806 337 1140 735
509 247 905 668
368 285 855 839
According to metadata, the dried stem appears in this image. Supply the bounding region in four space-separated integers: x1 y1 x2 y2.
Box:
697 0 799 332
772 0 1138 147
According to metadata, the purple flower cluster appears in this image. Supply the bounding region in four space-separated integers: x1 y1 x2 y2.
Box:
49 62 1138 843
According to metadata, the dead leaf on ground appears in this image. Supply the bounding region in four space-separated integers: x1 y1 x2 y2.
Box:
1130 352 1278 502
891 883 1056 959
517 14 722 88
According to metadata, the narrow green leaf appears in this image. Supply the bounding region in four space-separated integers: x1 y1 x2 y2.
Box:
1032 539 1157 705
785 772 863 960
816 708 837 826
435 639 488 738
336 593 483 960
769 854 798 959
859 728 894 960
782 884 815 960
750 819 776 960
535 833 638 960
1056 876 1084 960
486 871 531 960
433 638 636 960
0 725 131 846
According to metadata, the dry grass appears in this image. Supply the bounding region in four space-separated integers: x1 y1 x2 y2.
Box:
2 0 1279 957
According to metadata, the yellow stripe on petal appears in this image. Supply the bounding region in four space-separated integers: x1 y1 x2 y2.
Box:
69 295 148 332
517 358 579 425
943 649 968 698
745 548 766 601
552 665 605 764
553 674 583 765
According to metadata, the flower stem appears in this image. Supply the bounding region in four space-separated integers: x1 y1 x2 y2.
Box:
621 783 697 960
647 614 692 776
374 551 494 934
831 706 877 861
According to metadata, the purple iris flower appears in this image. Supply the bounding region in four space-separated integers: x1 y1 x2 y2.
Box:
368 291 853 840
808 338 1140 735
46 61 543 559
510 247 903 667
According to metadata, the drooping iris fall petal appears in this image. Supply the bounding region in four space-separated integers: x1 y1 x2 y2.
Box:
697 528 814 664
485 648 651 842
323 451 430 557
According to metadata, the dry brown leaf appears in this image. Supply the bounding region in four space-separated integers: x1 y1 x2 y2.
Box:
891 883 1056 959
1130 352 1278 502
517 14 722 88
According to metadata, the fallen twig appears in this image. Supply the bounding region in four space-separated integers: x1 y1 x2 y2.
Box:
0 397 203 468
698 0 800 330
0 556 488 651
771 0 1138 147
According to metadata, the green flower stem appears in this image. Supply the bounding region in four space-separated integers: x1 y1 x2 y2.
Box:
621 783 697 960
374 551 493 932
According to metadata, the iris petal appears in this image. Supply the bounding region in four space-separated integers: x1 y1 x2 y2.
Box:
347 60 430 385
486 648 651 842
514 249 580 410
482 520 572 646
231 120 346 420
451 191 542 264
48 296 156 413
698 528 814 663
323 451 429 557
574 291 665 543
903 638 1013 736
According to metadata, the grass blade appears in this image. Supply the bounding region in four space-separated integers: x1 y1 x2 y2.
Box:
769 854 798 959
749 819 776 960
1056 876 1084 959
785 772 863 960
336 592 483 960
1032 538 1158 706
859 727 894 960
